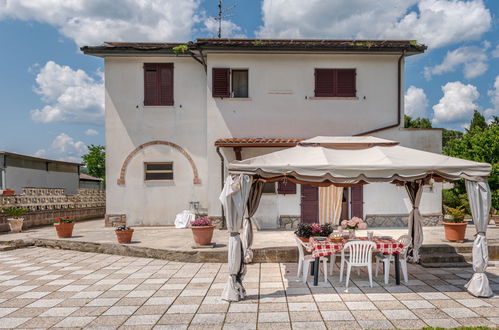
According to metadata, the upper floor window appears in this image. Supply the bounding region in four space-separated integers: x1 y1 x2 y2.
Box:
144 162 173 181
212 68 249 98
314 68 356 97
144 63 174 106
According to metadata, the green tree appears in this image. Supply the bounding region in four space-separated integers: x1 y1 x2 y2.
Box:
82 145 106 182
442 128 463 148
443 120 498 212
467 110 487 132
404 115 432 128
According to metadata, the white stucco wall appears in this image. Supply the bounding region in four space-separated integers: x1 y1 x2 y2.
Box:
104 56 207 225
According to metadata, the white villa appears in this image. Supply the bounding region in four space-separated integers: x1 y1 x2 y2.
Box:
82 38 443 229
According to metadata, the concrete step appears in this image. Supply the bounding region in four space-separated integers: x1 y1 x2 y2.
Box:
420 261 471 268
420 252 472 264
420 244 473 254
0 245 15 252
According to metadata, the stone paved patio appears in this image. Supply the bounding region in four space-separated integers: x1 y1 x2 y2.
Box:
0 247 499 329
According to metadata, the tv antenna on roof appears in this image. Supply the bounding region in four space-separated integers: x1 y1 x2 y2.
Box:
214 0 236 38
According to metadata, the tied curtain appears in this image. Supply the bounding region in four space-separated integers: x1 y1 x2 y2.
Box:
242 180 264 264
405 181 424 263
219 174 252 302
319 185 344 225
465 180 493 297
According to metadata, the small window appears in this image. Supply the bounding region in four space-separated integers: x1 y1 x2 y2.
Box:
315 68 356 97
232 70 248 98
144 63 174 106
262 182 276 194
277 181 296 194
144 162 173 181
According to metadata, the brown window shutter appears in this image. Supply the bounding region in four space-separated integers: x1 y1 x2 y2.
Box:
277 181 296 194
144 63 158 106
212 68 230 97
315 69 334 97
336 69 356 97
350 185 363 218
159 63 174 106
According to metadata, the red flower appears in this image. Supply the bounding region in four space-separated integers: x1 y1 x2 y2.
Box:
66 216 70 220
56 217 61 221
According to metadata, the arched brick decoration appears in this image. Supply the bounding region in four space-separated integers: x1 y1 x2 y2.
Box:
117 140 201 185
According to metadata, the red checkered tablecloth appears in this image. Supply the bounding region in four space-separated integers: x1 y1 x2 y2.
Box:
306 237 404 258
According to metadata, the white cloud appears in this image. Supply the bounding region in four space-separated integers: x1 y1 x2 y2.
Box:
404 86 428 118
51 133 88 162
203 17 245 38
484 75 499 121
33 149 46 158
0 0 200 46
257 0 491 49
424 45 488 80
85 129 99 136
31 61 104 125
492 45 499 58
432 81 479 125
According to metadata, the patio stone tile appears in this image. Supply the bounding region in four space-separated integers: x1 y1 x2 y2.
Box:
198 304 229 313
357 319 394 329
115 297 148 306
366 293 395 301
172 296 203 305
135 305 168 315
413 308 449 319
283 295 311 303
123 314 162 326
228 303 258 313
457 317 497 327
53 316 95 327
390 319 427 329
259 303 288 312
18 316 64 328
257 322 291 329
224 312 257 323
345 301 377 310
321 310 354 321
424 318 461 328
0 317 29 329
287 302 317 311
26 298 63 308
203 296 229 305
6 306 47 318
316 301 348 311
86 297 120 307
442 307 479 318
166 304 199 314
258 312 290 323
392 293 421 300
289 311 322 322
71 290 103 299
431 299 463 308
354 310 388 320
191 313 225 325
222 322 256 330
158 313 194 324
418 292 449 300
40 306 79 317
373 300 406 310
313 293 341 302
103 305 139 315
292 321 326 329
381 309 418 320
144 296 176 306
489 317 499 325
0 307 18 317
70 305 107 316
325 320 361 329
472 306 499 317
87 314 128 327
339 293 369 301
401 299 434 309
457 298 492 307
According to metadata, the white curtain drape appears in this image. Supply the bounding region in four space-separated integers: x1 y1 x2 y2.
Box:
319 185 344 225
242 180 264 264
465 180 493 297
219 174 252 302
405 181 424 263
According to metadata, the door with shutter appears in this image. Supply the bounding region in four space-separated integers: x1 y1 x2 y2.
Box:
301 184 319 224
350 185 363 218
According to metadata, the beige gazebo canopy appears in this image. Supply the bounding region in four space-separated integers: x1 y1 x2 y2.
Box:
220 136 493 302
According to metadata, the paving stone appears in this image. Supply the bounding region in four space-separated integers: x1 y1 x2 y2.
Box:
357 319 394 329
103 305 139 315
390 319 427 329
257 322 292 329
0 317 29 328
258 312 290 323
18 316 64 328
228 303 258 313
321 310 354 321
400 299 434 309
191 313 225 325
457 298 492 307
381 309 418 320
166 304 199 314
424 318 461 328
40 306 79 317
442 307 479 318
54 316 95 327
345 301 377 310
353 310 386 320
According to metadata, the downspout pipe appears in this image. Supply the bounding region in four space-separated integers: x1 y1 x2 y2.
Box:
216 147 226 229
355 50 405 136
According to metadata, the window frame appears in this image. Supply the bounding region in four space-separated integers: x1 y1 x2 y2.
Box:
314 68 356 98
144 162 174 182
231 69 249 98
143 63 174 107
212 67 250 99
262 182 276 194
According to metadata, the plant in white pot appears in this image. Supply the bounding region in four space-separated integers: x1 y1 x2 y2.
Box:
2 208 29 233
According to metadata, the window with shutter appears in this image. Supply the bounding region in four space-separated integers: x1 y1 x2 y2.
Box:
314 68 356 97
144 63 173 106
277 181 296 194
212 68 230 97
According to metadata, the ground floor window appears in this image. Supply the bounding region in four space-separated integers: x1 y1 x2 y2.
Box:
144 162 173 181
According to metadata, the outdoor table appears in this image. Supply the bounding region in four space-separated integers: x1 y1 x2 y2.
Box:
307 236 405 286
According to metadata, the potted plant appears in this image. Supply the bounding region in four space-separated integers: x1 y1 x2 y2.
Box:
340 216 368 238
54 216 75 238
115 225 134 243
294 223 334 242
1 189 15 195
2 207 28 233
190 217 215 245
443 206 468 242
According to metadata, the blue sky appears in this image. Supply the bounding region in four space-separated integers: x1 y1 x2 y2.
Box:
0 0 498 161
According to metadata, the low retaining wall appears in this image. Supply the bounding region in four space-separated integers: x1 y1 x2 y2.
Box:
0 207 105 232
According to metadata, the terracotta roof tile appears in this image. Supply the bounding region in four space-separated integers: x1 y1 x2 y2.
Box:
215 138 303 147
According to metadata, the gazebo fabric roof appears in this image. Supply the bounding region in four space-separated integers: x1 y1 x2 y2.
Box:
226 136 491 183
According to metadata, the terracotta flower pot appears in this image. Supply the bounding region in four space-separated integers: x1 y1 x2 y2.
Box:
297 236 310 243
116 229 134 243
2 189 15 195
54 222 75 238
443 222 467 242
7 218 24 233
191 225 215 245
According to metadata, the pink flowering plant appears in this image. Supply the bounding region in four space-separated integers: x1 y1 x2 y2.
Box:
294 223 334 238
340 216 368 230
191 217 212 227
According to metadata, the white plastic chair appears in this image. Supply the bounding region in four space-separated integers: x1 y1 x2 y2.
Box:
339 240 376 291
375 235 411 284
295 237 328 283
